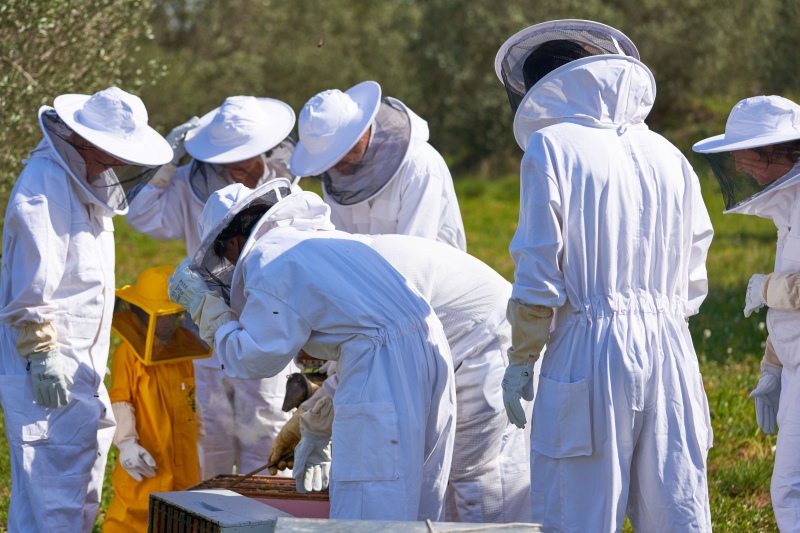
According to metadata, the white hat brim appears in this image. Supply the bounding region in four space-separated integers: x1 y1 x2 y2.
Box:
186 98 296 164
693 131 800 154
52 94 172 167
290 81 382 177
494 19 640 85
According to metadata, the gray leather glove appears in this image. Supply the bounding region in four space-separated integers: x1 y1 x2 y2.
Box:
749 365 782 434
29 351 72 408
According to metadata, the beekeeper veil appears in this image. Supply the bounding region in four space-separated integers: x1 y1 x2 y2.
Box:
291 81 411 205
494 19 640 114
184 96 297 203
38 87 173 214
190 178 293 303
693 95 800 214
112 266 211 365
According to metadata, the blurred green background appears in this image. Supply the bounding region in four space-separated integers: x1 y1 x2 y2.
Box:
1 0 796 530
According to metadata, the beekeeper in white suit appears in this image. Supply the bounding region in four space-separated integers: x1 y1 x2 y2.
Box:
126 96 299 478
290 81 466 251
495 20 714 532
168 180 456 521
694 95 800 532
269 233 535 523
0 87 171 532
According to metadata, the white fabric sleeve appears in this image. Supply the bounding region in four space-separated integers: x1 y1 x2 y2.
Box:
685 164 714 316
0 191 69 325
509 135 566 308
214 288 313 380
111 401 139 446
125 165 193 242
395 148 446 241
195 399 206 439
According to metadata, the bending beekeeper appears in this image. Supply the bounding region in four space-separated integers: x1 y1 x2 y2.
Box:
269 233 535 523
290 81 466 250
126 95 299 479
496 20 714 531
168 180 456 521
693 95 800 531
0 87 171 532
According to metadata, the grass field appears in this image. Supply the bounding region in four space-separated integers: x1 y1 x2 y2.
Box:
0 172 781 531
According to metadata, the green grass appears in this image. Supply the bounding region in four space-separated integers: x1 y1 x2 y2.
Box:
0 174 780 531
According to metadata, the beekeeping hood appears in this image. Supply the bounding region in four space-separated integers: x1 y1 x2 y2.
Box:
494 19 639 115
185 96 296 203
190 178 294 302
291 81 414 206
693 95 800 217
112 265 211 365
38 87 172 215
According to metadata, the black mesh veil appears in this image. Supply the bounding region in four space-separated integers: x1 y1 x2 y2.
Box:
40 110 161 211
316 98 411 206
188 136 296 204
500 26 637 114
701 150 800 212
190 181 293 303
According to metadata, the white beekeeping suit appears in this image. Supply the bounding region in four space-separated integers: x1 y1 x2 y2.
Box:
365 234 534 523
694 95 800 532
496 20 714 532
125 96 300 479
170 182 456 521
290 81 466 251
0 88 171 532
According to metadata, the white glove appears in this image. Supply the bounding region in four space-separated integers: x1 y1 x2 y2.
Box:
744 274 768 317
502 361 534 429
749 365 782 435
168 258 207 316
29 351 72 408
166 117 200 165
118 438 157 481
319 360 337 376
292 431 331 493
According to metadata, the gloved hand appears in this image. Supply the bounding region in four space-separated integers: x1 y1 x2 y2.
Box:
166 117 200 165
744 274 768 318
502 361 534 429
292 431 331 493
503 299 552 429
29 351 72 408
168 258 208 316
319 360 337 376
268 408 303 475
118 438 157 482
749 365 782 434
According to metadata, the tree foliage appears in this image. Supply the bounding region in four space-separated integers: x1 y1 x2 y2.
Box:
0 0 160 191
3 0 799 189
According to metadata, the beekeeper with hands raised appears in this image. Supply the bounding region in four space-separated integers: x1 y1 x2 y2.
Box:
0 87 171 532
694 95 800 531
168 180 456 521
126 96 299 479
496 20 714 532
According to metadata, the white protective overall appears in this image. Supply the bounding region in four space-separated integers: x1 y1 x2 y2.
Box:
210 192 456 521
322 100 466 251
725 169 800 531
364 233 533 523
126 153 298 478
0 140 117 532
511 55 714 532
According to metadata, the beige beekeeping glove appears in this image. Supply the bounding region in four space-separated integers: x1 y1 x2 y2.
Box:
763 272 800 310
